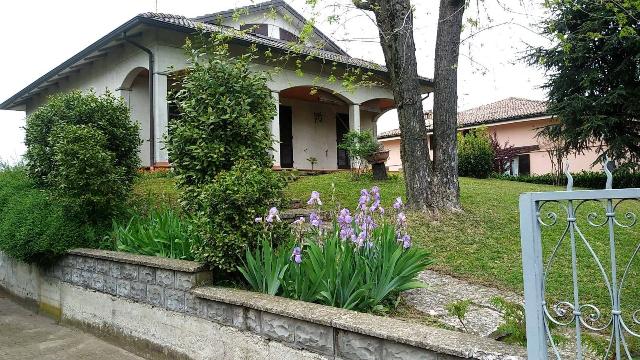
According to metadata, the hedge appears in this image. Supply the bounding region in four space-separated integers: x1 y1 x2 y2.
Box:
493 170 640 189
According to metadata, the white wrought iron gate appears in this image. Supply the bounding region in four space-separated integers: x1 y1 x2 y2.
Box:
520 162 640 359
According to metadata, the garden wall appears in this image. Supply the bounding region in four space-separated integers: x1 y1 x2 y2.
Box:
0 249 526 360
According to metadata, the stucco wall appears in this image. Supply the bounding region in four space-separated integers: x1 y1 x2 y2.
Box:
380 117 601 175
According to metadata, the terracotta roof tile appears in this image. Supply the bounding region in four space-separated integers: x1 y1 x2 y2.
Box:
378 97 548 139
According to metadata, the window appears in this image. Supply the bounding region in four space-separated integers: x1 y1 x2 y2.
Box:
518 154 531 176
240 23 268 36
428 135 435 150
279 28 299 42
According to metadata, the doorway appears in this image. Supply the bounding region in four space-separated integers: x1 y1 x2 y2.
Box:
279 105 294 168
336 113 350 169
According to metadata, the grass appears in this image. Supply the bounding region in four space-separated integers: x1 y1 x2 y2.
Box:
286 172 640 327
129 171 180 215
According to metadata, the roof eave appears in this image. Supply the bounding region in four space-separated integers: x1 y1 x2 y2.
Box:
0 16 145 111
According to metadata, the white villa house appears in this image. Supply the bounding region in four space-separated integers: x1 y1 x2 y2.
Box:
0 0 432 170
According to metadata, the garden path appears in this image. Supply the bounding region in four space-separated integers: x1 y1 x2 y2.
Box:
403 270 523 337
0 291 144 360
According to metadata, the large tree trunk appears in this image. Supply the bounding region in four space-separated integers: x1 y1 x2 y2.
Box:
430 0 465 210
355 0 432 210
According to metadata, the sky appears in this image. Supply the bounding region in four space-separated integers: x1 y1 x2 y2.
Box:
0 0 549 163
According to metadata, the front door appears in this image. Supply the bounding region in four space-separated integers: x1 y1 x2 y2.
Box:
279 105 294 168
336 113 350 169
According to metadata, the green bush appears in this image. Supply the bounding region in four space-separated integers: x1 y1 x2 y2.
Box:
167 32 275 209
458 127 495 178
24 90 140 223
493 169 640 189
338 130 382 178
107 209 198 261
167 31 285 271
193 161 288 272
0 168 98 264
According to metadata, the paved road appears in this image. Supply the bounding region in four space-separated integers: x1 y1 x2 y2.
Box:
0 291 144 360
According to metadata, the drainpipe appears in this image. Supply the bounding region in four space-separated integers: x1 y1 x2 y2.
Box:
123 32 155 168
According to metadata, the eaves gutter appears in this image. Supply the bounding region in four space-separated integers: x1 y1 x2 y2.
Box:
0 16 148 110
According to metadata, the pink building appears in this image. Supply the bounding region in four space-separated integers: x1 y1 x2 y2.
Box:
378 98 601 175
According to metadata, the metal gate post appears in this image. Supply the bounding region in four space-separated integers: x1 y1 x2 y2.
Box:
520 193 548 358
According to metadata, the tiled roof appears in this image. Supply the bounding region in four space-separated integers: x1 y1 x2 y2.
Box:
378 97 548 139
458 97 547 127
139 12 390 73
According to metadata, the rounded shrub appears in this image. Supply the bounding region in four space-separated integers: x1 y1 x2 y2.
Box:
192 161 288 272
167 32 275 209
458 127 495 178
24 90 140 223
0 168 97 264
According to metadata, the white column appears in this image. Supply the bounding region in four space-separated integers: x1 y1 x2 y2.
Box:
153 72 169 165
271 91 281 168
372 116 379 138
349 104 361 132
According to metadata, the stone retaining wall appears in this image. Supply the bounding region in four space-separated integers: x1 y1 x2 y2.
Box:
0 249 526 360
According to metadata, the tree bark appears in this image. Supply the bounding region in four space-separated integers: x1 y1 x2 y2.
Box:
354 0 432 210
430 0 465 210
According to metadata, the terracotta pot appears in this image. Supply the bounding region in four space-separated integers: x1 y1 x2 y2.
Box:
366 150 389 164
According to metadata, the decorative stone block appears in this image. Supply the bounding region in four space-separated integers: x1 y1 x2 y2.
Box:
61 255 77 268
77 257 96 271
205 300 232 324
95 259 110 275
116 279 130 297
130 281 147 301
382 341 436 360
104 276 117 295
80 271 93 288
246 309 261 333
294 320 334 355
147 285 164 307
156 269 174 288
337 330 382 360
138 266 156 284
261 312 295 343
120 264 139 281
185 293 202 316
230 305 246 330
91 273 105 291
62 267 73 282
110 263 122 278
174 272 196 290
165 289 185 312
71 269 82 284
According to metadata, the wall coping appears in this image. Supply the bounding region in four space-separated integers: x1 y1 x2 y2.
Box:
68 248 207 273
192 286 527 359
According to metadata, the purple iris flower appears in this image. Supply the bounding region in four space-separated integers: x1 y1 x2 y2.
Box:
401 234 412 249
255 217 263 223
291 247 302 264
265 207 280 223
307 191 322 206
393 197 403 210
293 217 305 226
337 208 352 226
397 212 407 227
309 212 322 227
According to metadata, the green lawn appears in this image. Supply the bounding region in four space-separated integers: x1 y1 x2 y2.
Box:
134 171 640 323
286 172 640 323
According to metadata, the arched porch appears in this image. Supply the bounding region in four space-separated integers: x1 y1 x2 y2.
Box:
271 86 395 171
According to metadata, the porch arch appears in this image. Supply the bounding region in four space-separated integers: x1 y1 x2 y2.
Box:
120 67 151 167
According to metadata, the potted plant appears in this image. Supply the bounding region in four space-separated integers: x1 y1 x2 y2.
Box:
338 131 389 179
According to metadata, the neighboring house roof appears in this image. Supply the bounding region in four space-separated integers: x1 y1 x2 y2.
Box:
0 1 433 111
378 97 548 140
